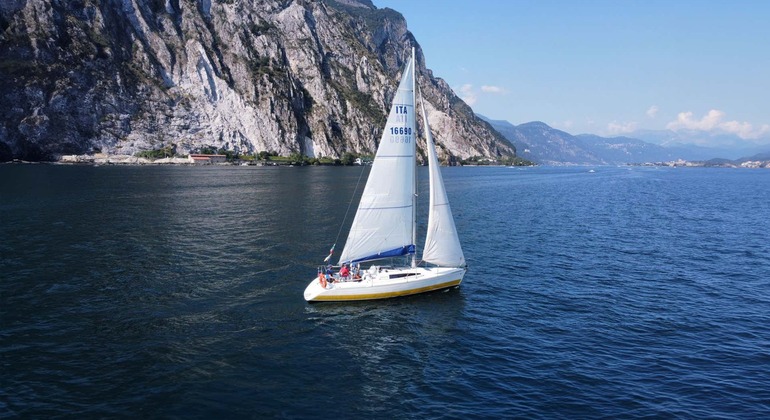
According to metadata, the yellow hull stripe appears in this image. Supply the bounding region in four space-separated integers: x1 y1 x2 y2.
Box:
310 279 462 302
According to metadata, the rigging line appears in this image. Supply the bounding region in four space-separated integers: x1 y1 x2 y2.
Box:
330 162 368 250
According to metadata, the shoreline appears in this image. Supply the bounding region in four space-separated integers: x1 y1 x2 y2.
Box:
4 154 766 168
5 153 527 167
6 154 308 166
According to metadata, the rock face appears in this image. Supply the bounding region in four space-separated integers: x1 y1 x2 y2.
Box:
0 0 515 162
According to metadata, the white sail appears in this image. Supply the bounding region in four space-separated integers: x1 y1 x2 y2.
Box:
338 54 416 264
419 94 466 267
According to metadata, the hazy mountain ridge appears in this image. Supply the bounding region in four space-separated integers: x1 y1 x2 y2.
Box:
0 0 515 162
481 117 605 165
626 129 770 160
482 116 770 165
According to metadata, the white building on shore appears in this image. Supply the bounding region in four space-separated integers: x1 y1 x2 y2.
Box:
188 154 227 164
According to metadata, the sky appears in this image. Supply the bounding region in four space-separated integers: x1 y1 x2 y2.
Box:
372 0 770 145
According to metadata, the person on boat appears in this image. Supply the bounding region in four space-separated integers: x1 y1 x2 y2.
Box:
325 264 334 282
339 263 350 281
317 268 328 288
351 263 361 280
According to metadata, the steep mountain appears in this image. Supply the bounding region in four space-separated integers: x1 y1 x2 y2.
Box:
479 118 533 159
0 0 515 161
481 117 605 165
514 122 606 165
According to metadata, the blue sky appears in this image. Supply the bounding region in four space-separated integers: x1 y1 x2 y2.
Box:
372 0 770 144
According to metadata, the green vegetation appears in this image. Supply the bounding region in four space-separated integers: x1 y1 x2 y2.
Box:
253 151 367 166
246 55 276 78
218 149 239 161
504 157 536 166
328 67 385 127
127 147 529 167
257 150 276 160
459 155 535 166
135 144 176 159
340 152 356 166
265 152 319 166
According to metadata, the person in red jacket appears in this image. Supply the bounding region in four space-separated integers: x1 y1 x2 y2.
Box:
339 263 350 281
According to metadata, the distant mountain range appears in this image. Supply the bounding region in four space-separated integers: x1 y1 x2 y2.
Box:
481 116 770 165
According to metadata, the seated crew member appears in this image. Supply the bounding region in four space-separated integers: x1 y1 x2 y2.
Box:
339 263 350 280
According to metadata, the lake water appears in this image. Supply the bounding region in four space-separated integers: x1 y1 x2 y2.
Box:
2 164 769 418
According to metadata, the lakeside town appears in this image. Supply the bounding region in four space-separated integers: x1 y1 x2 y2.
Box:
634 158 770 169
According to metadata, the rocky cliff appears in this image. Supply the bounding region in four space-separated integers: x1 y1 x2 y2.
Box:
0 0 515 162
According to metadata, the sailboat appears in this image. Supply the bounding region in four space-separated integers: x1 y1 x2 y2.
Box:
303 48 466 302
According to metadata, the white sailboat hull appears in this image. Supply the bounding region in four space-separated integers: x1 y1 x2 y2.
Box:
304 266 465 302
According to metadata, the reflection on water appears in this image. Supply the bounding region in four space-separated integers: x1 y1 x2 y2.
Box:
2 164 770 418
305 288 465 414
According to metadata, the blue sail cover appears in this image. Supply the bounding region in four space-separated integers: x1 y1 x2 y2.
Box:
347 245 416 264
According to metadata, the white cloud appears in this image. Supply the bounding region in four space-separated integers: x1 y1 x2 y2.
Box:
666 109 770 139
481 85 506 94
667 109 723 131
646 105 659 118
458 84 477 105
607 121 638 135
456 83 506 107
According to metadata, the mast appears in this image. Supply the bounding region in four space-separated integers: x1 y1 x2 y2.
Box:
410 47 417 268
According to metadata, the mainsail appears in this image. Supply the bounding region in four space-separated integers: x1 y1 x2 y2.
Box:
419 94 466 267
338 54 416 264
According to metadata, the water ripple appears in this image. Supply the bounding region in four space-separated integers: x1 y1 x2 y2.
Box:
2 165 770 418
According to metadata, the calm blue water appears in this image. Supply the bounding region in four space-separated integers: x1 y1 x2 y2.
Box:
2 164 769 418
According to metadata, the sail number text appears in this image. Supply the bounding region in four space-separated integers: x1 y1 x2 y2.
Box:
389 126 412 143
390 105 412 143
389 127 413 135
